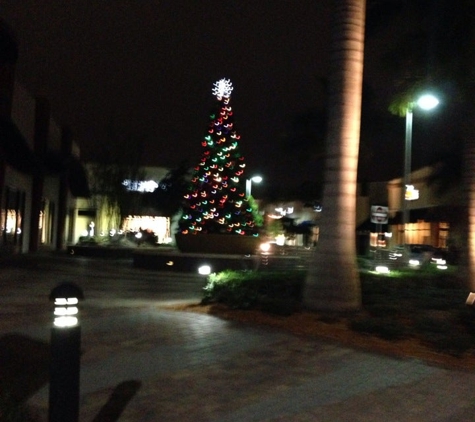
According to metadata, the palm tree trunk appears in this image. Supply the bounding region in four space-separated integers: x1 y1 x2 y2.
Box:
304 0 366 311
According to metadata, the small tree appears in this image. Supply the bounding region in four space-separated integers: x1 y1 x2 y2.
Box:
87 132 145 235
142 161 190 219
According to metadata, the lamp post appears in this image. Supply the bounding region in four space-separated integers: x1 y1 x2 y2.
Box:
401 94 439 244
246 175 263 197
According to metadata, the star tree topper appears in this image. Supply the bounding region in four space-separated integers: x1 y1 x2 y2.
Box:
212 78 233 99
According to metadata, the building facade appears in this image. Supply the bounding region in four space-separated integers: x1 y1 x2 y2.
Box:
0 22 89 255
358 165 464 256
71 165 172 246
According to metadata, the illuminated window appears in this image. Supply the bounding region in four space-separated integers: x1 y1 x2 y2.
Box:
122 216 171 243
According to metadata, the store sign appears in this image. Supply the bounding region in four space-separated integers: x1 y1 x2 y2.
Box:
405 185 419 201
371 205 388 224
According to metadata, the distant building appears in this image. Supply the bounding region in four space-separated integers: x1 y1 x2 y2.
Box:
357 165 464 255
72 165 173 246
260 200 321 247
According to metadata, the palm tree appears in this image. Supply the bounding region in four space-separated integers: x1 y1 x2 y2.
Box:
304 0 366 311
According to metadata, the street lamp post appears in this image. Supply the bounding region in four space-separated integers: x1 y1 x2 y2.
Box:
401 94 439 244
402 107 413 240
246 175 263 197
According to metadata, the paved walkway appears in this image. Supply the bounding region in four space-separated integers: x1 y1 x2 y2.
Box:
26 309 475 421
1 253 475 421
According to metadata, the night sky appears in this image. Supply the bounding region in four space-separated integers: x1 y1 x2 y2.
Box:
0 1 454 192
1 1 335 188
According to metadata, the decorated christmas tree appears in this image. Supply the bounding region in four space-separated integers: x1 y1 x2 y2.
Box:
179 79 259 237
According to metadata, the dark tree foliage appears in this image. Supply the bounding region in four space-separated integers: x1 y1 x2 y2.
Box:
88 131 145 222
141 161 190 218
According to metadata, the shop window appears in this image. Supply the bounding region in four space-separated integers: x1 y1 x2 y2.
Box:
1 187 25 248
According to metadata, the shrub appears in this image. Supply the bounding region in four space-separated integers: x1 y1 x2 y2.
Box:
202 270 259 309
201 270 305 312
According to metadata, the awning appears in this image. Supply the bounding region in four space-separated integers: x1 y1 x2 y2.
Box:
0 116 90 197
0 115 40 174
356 218 389 232
390 208 433 224
390 206 461 224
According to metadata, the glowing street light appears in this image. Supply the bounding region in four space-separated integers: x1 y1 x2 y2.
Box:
417 94 439 110
246 175 263 197
402 93 439 244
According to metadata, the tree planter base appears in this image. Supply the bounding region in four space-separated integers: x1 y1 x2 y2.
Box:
175 233 260 255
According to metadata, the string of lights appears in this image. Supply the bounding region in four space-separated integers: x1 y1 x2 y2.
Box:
179 79 258 236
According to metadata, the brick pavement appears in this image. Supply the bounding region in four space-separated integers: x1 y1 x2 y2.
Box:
1 253 475 421
20 307 475 421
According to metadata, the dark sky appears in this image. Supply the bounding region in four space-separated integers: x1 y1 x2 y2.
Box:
1 1 334 190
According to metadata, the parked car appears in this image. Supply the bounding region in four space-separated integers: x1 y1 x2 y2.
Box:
389 244 437 268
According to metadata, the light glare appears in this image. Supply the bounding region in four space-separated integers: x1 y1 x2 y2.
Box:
54 306 78 316
54 316 78 327
198 265 212 275
212 79 233 99
417 94 439 110
260 242 271 253
54 298 78 305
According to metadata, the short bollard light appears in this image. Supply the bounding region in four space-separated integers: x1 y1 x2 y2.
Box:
260 242 271 253
260 242 271 267
49 282 84 327
48 282 84 422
